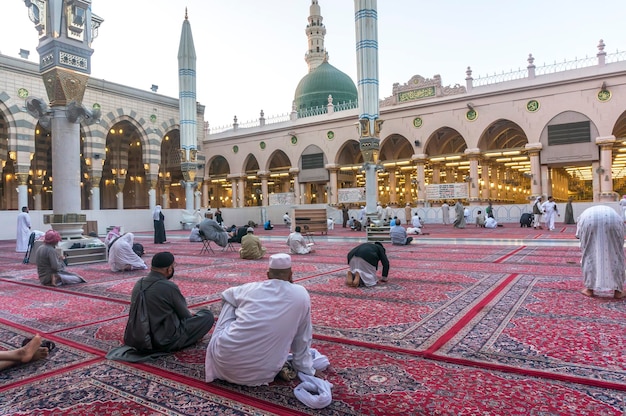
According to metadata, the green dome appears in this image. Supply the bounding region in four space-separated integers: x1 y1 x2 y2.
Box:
294 61 358 111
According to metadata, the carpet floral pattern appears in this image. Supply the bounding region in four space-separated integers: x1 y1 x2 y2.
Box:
0 225 625 415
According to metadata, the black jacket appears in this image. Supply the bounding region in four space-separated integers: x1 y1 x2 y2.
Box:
347 243 389 278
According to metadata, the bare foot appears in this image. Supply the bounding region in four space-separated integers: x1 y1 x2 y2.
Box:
581 288 594 297
345 271 354 287
614 290 626 299
353 272 361 287
19 335 46 363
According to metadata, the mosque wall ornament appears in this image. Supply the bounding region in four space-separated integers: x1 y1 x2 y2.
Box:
597 89 612 102
291 135 298 145
232 145 238 154
260 141 266 150
526 100 540 112
465 109 478 121
150 114 157 123
326 131 334 140
18 88 29 98
412 117 423 128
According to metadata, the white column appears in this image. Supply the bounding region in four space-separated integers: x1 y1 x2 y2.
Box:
258 171 269 207
388 170 397 203
325 164 339 205
237 177 245 207
230 178 238 207
51 109 82 214
290 168 301 204
202 181 209 208
148 187 156 211
17 183 28 210
525 143 543 199
596 136 615 200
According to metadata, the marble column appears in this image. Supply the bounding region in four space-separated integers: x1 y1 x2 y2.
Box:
258 171 269 207
481 162 491 200
51 109 82 214
237 177 246 207
596 136 616 201
201 180 209 208
404 172 412 204
163 183 171 208
16 173 29 210
465 148 480 204
525 143 543 198
388 170 397 204
229 177 238 208
290 168 301 204
325 164 339 205
412 154 427 206
33 184 43 211
91 176 101 210
116 180 124 210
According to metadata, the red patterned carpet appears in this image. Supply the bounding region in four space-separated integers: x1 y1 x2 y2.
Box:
1 223 625 415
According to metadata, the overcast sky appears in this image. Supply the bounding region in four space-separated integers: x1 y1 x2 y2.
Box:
2 1 625 129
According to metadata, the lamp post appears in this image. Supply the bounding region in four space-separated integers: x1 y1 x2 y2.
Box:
23 0 102 216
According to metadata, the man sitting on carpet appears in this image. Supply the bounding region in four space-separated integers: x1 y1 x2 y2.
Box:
36 230 86 286
239 228 266 260
390 223 413 246
108 233 148 272
123 252 215 353
287 226 314 254
576 205 626 299
346 242 390 287
205 253 317 386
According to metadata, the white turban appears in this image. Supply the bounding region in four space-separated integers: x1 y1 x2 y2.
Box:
294 372 333 409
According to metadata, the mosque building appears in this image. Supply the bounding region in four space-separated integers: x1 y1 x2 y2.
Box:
1 0 626 216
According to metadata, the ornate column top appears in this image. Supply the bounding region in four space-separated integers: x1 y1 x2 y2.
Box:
289 167 300 175
464 148 481 157
524 143 543 152
411 153 428 162
324 163 340 171
596 135 616 146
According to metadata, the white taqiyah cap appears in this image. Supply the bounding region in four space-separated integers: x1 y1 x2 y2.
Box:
269 253 291 270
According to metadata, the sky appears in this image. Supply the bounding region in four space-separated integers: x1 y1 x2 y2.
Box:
2 0 625 130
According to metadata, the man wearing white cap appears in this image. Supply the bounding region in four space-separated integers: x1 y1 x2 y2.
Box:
205 253 316 386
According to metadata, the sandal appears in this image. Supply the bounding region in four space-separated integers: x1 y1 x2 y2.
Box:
21 337 56 352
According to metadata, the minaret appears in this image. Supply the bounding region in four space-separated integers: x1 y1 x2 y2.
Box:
354 0 383 222
178 8 199 211
305 0 329 72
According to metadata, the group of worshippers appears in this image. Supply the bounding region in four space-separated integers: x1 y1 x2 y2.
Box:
531 196 561 230
108 252 333 408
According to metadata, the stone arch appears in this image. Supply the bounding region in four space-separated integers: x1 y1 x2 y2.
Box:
266 149 292 172
424 127 468 156
379 134 414 161
243 153 260 176
335 139 362 165
207 155 231 207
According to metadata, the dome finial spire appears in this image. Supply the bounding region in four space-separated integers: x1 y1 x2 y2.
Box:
185 7 188 20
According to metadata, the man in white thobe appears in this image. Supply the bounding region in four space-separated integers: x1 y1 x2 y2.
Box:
541 196 559 231
287 226 314 254
576 205 625 299
441 202 450 225
16 206 31 253
108 233 148 272
205 254 316 386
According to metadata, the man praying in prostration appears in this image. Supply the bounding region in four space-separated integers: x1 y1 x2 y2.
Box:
36 230 86 286
107 233 147 272
205 253 317 386
345 242 390 287
575 205 626 299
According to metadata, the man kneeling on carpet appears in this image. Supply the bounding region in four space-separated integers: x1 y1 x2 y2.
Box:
36 230 86 286
346 242 390 287
107 233 148 272
206 253 325 387
111 252 215 360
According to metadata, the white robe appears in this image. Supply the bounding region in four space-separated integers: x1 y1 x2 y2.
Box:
287 232 311 254
576 205 625 293
205 279 315 386
16 212 31 252
107 233 147 272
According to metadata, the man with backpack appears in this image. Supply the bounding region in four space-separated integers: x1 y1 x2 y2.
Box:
124 252 214 353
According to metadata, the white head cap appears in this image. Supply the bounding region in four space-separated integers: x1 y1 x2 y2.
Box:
269 253 291 270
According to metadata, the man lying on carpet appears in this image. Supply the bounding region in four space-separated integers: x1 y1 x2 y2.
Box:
36 230 86 286
575 205 626 299
107 233 148 272
346 242 390 287
0 334 50 371
107 252 215 362
205 253 321 386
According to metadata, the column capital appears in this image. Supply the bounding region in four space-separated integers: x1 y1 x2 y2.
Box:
15 173 29 186
325 163 340 171
227 173 243 180
411 153 428 163
257 170 270 178
289 167 300 175
525 142 543 152
596 135 616 146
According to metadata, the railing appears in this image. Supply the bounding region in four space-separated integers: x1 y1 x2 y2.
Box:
298 106 328 118
473 69 528 87
535 56 597 76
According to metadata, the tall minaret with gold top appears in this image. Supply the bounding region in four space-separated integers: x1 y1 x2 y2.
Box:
304 0 329 72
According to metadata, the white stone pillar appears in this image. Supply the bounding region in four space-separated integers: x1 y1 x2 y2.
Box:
148 187 156 211
525 143 543 199
465 148 480 204
237 177 245 207
51 109 81 214
229 177 238 207
325 164 339 205
202 181 209 208
596 136 615 200
290 168 301 204
258 171 269 207
388 170 397 204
